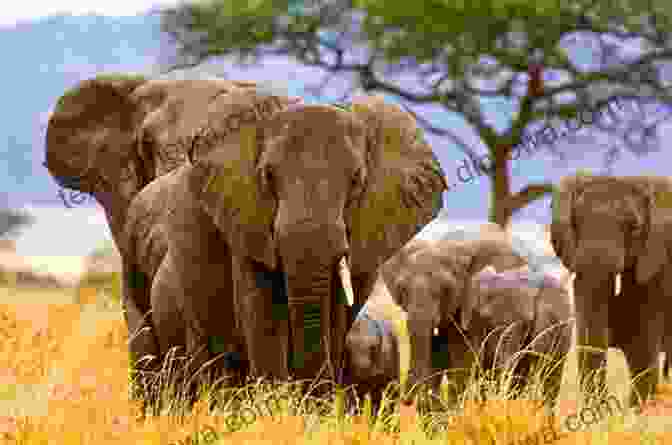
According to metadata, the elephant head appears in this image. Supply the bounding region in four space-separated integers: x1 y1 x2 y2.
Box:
345 299 400 388
43 73 288 249
551 174 672 283
183 89 447 379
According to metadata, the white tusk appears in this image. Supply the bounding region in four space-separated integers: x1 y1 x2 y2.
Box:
615 273 621 295
338 257 355 307
434 327 439 336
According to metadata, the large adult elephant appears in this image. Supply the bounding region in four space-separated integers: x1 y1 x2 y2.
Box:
125 88 447 386
550 174 672 406
43 74 300 399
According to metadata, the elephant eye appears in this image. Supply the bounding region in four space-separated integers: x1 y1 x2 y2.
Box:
351 168 366 193
259 164 275 195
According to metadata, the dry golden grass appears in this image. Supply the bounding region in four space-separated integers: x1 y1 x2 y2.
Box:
0 281 671 444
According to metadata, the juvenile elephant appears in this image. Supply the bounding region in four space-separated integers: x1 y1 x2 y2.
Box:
124 88 447 391
344 282 404 409
449 265 572 404
357 228 528 397
550 174 672 405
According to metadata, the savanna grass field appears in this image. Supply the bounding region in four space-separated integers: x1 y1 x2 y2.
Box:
2 248 672 444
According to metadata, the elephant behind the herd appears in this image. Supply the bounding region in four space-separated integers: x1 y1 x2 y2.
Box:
44 75 448 407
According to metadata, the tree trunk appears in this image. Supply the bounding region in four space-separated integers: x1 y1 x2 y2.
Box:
487 140 556 230
489 145 512 229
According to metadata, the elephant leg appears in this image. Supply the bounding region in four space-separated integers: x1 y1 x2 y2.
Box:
150 256 188 396
434 323 472 407
405 316 433 402
574 270 612 400
173 245 243 405
661 272 672 383
612 272 663 406
233 255 290 381
122 261 161 408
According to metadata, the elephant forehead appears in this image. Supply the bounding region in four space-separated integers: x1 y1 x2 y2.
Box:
576 181 648 211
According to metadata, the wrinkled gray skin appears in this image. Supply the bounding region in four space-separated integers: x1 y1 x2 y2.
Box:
551 175 672 406
124 89 447 399
449 265 572 404
349 228 528 404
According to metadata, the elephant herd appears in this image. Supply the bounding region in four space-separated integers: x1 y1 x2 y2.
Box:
44 73 671 411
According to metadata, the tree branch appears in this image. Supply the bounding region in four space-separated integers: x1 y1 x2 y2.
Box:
507 183 556 217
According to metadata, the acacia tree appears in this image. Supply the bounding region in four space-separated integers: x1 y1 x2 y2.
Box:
160 0 672 227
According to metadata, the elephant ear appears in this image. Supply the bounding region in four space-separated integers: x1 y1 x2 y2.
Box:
636 178 672 283
186 88 296 270
346 96 448 276
134 78 260 178
45 73 148 197
462 265 497 331
550 174 591 272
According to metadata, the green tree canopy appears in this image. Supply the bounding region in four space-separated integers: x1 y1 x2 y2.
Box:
160 0 672 227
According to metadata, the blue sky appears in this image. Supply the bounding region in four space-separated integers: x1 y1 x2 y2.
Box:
2 2 671 258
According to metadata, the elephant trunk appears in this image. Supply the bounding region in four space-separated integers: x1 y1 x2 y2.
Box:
279 222 350 380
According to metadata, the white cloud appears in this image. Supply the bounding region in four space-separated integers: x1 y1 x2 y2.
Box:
1 0 179 27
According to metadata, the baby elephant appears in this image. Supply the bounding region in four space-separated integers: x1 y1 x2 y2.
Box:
446 265 573 403
345 296 401 408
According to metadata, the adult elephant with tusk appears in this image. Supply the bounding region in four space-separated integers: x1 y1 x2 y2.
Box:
126 88 447 389
550 173 672 406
